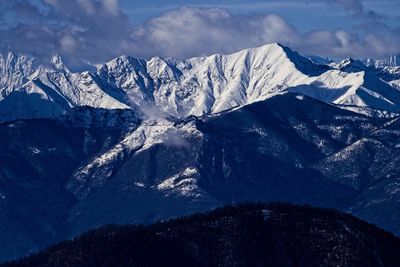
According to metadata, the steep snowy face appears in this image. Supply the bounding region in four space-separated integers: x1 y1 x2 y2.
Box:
0 52 48 99
145 43 316 117
1 43 400 121
97 43 335 118
0 69 131 121
89 43 315 118
390 80 400 90
309 58 400 113
96 56 155 108
37 71 130 109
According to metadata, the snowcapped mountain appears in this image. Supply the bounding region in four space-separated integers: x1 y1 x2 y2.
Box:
2 44 400 262
0 52 48 97
365 55 400 68
363 55 400 90
1 43 400 122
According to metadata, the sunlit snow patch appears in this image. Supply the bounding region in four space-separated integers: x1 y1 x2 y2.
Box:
30 147 41 154
156 167 202 198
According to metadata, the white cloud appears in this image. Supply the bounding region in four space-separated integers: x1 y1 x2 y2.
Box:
131 8 299 58
133 6 399 59
0 1 398 65
102 0 120 15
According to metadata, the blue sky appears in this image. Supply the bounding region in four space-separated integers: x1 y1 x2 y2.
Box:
0 0 399 65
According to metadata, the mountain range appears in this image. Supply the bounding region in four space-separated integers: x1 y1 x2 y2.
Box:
1 43 400 122
1 43 400 262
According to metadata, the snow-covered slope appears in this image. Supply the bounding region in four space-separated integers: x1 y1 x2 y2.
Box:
1 43 400 121
391 80 400 90
0 52 48 99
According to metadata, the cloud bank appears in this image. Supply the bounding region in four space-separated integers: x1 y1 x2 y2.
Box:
0 0 398 65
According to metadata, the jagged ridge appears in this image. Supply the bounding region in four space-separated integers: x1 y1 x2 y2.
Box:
1 43 400 121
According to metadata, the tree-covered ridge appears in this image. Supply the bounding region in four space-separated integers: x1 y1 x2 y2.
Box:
3 203 400 267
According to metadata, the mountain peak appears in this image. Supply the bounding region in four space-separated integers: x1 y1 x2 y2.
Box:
254 42 285 50
337 58 366 73
6 51 16 62
50 55 70 73
104 55 146 72
278 44 331 76
1 44 400 122
239 43 289 58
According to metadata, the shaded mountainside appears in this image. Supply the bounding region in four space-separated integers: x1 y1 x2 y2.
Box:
2 93 400 261
3 203 400 267
0 108 140 260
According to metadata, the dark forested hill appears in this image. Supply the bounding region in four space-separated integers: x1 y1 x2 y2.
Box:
3 203 400 267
